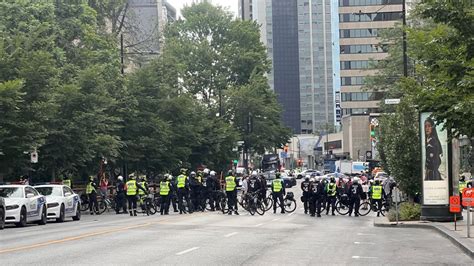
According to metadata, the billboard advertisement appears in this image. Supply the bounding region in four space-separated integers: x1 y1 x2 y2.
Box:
421 112 449 205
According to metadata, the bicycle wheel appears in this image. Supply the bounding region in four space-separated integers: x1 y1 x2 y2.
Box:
263 196 273 212
80 195 89 212
336 201 350 215
256 201 266 216
358 202 371 216
147 199 157 215
284 199 297 213
249 204 255 216
97 200 107 214
220 198 228 214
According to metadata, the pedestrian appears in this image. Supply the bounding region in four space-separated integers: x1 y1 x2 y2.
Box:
325 177 337 216
459 175 467 206
309 177 324 217
271 172 285 214
99 174 109 199
370 180 384 217
125 174 146 216
301 175 311 214
189 171 201 212
86 176 99 215
176 168 190 214
259 174 267 202
160 175 171 215
115 175 127 214
225 170 239 215
138 175 149 211
206 170 218 211
348 177 364 217
169 174 179 212
62 175 72 189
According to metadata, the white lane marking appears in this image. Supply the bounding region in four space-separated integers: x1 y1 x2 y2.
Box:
352 256 377 259
254 223 263 227
354 242 375 245
176 247 200 255
287 212 295 216
357 233 375 236
271 218 281 222
224 232 238 238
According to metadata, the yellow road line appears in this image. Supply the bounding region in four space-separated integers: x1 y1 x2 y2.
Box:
0 222 151 254
0 213 207 254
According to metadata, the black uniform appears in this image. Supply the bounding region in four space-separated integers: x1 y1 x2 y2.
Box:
206 175 218 211
348 182 364 216
169 178 178 212
248 176 261 194
115 180 127 214
301 180 311 214
309 181 324 217
189 175 202 212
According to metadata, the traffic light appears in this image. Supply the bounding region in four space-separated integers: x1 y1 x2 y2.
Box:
233 159 238 167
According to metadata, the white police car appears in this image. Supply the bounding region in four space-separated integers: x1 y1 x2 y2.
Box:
0 185 47 227
34 184 81 222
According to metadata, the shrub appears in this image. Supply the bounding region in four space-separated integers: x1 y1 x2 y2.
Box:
387 202 421 221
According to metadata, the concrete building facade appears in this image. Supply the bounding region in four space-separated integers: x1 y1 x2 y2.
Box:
246 0 337 135
338 0 403 159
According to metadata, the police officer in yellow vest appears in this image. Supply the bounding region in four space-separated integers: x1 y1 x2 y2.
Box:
62 176 72 189
225 170 239 215
160 176 172 215
325 177 337 216
370 180 384 217
86 176 99 215
176 168 190 214
125 173 146 216
271 172 286 214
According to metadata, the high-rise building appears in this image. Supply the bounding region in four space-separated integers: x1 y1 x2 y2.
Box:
125 0 176 66
247 0 337 134
238 0 254 20
338 0 404 158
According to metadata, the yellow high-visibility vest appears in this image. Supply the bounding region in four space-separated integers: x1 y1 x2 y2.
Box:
225 176 236 191
372 185 382 200
160 181 170 196
86 182 95 194
177 175 187 188
126 180 137 196
272 179 282 192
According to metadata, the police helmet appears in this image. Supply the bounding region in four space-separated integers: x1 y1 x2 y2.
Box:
117 175 123 181
353 177 360 183
203 168 210 175
305 174 310 180
167 175 172 181
227 170 233 175
180 168 187 174
275 172 281 178
190 171 196 176
210 170 216 176
251 171 258 177
128 174 136 180
89 176 94 181
310 177 316 182
330 177 335 183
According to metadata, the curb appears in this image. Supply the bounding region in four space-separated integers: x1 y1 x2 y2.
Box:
374 218 474 259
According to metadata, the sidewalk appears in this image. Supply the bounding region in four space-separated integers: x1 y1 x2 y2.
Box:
374 209 474 259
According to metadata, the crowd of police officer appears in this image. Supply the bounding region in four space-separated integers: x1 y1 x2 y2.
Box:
300 175 386 217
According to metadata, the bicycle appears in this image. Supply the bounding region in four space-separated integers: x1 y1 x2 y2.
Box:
138 194 157 215
272 192 297 213
205 190 227 211
358 198 390 217
244 192 265 216
335 194 351 215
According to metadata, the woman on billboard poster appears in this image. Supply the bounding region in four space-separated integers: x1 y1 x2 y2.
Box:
424 117 442 180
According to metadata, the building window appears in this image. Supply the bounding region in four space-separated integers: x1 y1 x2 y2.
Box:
339 12 403 22
341 77 365 85
342 108 380 115
340 29 379 38
339 0 403 7
341 60 378 70
341 92 384 102
340 44 388 54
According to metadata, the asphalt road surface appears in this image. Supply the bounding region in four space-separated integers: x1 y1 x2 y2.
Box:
0 187 472 265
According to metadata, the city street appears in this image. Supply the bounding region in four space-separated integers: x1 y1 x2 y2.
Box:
0 190 471 265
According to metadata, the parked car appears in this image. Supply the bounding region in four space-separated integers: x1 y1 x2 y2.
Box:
34 184 81 222
282 174 297 188
297 169 322 179
0 185 47 227
0 196 5 230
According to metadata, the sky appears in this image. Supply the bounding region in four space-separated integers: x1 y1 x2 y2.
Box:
171 0 239 18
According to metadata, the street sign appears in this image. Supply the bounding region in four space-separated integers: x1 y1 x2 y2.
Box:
462 188 474 207
30 150 38 164
449 196 461 213
384 98 401 105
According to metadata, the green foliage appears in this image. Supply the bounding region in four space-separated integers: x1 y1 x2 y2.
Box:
388 202 421 222
408 1 474 139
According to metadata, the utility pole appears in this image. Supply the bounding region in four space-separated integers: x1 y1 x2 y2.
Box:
402 0 408 77
120 33 124 75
